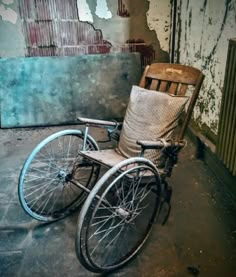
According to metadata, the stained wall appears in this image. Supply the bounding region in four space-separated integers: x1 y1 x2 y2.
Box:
174 0 236 143
76 0 171 64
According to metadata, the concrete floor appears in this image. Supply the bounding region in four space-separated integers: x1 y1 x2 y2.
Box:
0 125 236 277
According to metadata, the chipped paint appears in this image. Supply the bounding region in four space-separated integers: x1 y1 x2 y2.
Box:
88 0 169 63
77 0 112 21
77 0 93 22
95 0 112 19
174 0 236 137
18 0 170 63
0 3 17 24
146 0 171 52
1 0 171 64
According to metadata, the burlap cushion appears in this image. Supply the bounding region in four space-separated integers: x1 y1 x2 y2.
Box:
118 85 189 166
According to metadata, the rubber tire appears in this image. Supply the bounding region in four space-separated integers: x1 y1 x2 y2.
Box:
75 157 161 273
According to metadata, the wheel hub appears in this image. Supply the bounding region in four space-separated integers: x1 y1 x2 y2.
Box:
116 207 130 219
57 170 72 182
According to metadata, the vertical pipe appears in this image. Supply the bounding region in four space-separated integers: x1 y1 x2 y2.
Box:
170 0 177 63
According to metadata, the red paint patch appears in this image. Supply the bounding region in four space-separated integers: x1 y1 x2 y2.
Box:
19 0 112 57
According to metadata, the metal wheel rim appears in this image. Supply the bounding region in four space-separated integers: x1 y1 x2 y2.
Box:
76 159 161 272
18 130 99 221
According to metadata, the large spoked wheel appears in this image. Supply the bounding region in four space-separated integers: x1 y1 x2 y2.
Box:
18 129 99 222
75 157 161 273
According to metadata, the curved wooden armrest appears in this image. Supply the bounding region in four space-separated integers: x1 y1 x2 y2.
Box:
77 117 122 127
137 139 186 150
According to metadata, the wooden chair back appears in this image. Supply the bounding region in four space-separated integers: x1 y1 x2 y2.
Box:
139 63 205 140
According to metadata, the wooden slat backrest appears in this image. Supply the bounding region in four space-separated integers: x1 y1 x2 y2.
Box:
139 63 205 140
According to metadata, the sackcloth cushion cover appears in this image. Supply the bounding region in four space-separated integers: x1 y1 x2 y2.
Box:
117 85 189 166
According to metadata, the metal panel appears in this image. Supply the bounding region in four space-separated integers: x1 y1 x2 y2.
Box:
0 53 141 128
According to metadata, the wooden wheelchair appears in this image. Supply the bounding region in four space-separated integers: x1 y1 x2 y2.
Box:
18 63 204 273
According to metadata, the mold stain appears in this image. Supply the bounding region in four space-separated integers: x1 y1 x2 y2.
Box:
186 0 189 9
188 9 192 27
117 0 130 17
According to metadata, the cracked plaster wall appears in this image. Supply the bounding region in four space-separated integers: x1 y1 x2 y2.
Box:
174 0 236 142
0 0 171 62
77 0 171 62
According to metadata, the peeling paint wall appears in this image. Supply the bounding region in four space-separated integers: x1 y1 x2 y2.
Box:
0 0 25 57
77 0 93 22
95 0 112 19
14 0 171 66
147 0 171 53
174 0 236 142
19 0 112 56
82 0 171 64
0 0 172 64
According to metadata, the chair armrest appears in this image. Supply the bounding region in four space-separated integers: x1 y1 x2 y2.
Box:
137 139 186 150
77 117 122 127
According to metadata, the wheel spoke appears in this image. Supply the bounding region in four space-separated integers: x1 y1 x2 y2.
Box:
19 131 99 222
26 180 61 207
38 149 62 171
90 216 115 238
24 177 58 198
78 161 160 271
105 223 125 249
90 217 126 257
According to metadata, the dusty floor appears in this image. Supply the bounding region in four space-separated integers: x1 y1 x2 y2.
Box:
0 125 236 277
